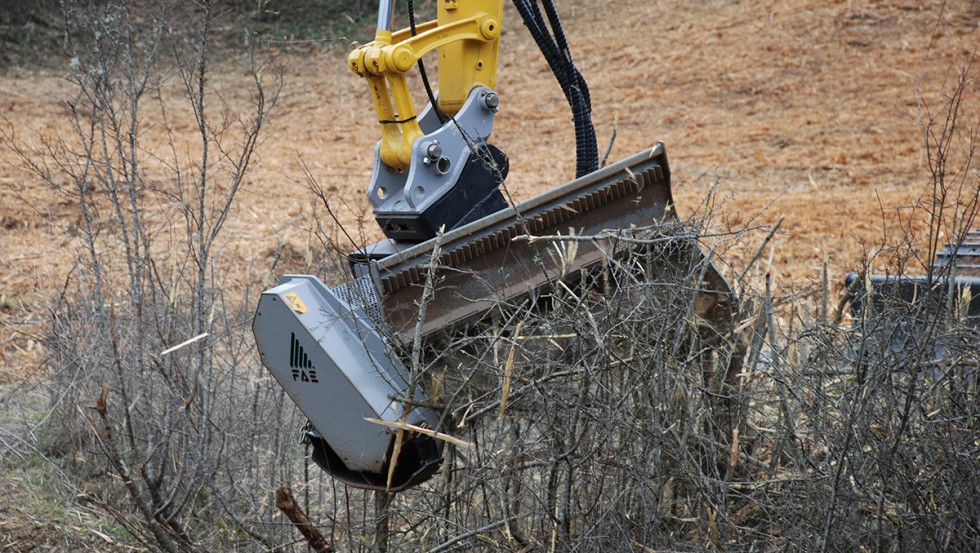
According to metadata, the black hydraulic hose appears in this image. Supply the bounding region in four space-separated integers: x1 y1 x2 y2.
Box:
512 0 597 177
538 0 597 173
540 0 592 113
408 0 447 125
512 3 571 105
514 0 596 176
520 0 569 96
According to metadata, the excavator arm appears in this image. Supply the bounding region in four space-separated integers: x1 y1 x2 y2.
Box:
348 0 508 241
348 0 504 155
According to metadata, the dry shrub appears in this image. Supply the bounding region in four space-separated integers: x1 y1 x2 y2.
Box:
15 1 302 550
6 1 977 551
285 59 978 553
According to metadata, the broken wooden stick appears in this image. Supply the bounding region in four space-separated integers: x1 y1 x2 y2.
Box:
274 485 333 553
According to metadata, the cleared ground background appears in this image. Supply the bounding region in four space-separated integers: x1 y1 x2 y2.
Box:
0 0 978 550
2 0 977 378
2 1 979 376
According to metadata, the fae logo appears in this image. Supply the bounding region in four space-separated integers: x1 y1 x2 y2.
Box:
288 332 319 383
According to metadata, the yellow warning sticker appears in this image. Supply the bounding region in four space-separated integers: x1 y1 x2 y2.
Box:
283 292 308 314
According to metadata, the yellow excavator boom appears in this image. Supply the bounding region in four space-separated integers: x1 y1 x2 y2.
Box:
347 0 504 172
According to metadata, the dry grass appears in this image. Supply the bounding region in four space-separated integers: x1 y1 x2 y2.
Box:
0 2 977 549
0 1 977 371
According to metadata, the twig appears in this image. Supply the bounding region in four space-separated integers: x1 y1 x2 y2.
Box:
364 417 476 450
428 517 518 553
499 322 524 421
388 226 448 490
511 224 766 245
158 333 208 357
736 217 783 285
513 230 696 245
600 115 618 167
274 486 333 553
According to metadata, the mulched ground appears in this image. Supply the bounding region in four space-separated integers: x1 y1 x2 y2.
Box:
0 1 976 547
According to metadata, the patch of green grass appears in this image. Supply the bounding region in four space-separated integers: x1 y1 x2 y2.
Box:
1 385 142 550
246 0 439 50
0 1 442 71
0 0 65 73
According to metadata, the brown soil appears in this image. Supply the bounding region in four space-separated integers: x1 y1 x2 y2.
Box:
1 0 978 383
0 2 977 549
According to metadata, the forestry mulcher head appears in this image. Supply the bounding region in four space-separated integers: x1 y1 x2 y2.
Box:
252 146 737 491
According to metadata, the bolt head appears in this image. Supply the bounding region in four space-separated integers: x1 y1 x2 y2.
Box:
483 92 499 111
426 142 443 160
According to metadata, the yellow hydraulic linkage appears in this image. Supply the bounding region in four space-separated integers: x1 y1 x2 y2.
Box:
347 0 503 172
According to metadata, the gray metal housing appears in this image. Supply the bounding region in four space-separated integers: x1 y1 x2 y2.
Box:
252 274 438 476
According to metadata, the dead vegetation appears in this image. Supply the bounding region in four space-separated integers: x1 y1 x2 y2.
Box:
0 0 978 551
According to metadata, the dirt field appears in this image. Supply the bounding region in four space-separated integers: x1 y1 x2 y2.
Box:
1 0 978 382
